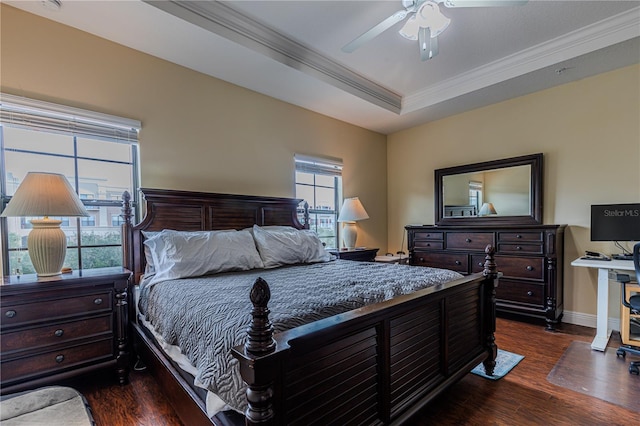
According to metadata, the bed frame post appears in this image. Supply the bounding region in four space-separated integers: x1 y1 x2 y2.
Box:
234 277 279 425
121 190 133 272
482 245 498 376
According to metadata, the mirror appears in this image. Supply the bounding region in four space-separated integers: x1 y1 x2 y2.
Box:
435 153 543 226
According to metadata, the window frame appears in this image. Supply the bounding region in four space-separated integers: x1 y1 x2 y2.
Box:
294 154 343 249
0 94 141 276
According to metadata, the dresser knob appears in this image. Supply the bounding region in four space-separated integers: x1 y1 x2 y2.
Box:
55 354 65 363
54 329 64 337
526 266 533 271
516 246 522 250
527 291 533 296
478 262 484 267
419 258 424 262
465 238 471 243
94 298 103 305
5 310 16 318
455 260 461 265
516 235 522 239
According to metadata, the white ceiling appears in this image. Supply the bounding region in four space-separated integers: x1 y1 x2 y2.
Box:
6 0 640 134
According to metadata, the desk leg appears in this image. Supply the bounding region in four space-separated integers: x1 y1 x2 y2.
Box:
591 267 612 351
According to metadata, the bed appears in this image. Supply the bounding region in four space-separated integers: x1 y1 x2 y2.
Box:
121 188 498 425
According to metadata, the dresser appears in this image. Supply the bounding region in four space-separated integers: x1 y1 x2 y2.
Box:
0 268 131 394
406 225 565 330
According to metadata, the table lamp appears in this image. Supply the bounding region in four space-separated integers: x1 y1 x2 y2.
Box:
479 202 497 216
337 197 369 249
1 172 89 276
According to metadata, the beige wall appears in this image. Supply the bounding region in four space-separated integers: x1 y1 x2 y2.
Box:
0 5 388 250
388 64 640 320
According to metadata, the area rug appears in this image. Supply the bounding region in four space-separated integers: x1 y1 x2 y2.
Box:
471 349 524 380
547 341 639 413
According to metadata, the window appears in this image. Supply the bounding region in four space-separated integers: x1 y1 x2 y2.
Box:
295 154 342 248
1 94 140 276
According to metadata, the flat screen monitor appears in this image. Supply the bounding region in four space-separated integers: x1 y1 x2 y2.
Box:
591 203 640 241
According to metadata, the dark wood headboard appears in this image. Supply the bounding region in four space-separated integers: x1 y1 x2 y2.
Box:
121 188 308 284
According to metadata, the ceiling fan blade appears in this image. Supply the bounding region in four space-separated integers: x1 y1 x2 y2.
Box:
342 9 411 53
440 0 527 7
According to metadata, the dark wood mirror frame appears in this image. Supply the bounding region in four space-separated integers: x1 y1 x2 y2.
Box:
435 153 543 226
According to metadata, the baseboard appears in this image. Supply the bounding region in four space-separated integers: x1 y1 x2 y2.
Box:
562 310 620 332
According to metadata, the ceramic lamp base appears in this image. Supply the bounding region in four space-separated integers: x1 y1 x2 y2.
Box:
28 218 66 277
342 222 358 249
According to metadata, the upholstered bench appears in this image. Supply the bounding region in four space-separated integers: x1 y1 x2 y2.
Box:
0 386 95 425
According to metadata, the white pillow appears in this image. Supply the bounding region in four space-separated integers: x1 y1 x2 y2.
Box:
144 229 264 285
252 225 331 268
141 231 160 275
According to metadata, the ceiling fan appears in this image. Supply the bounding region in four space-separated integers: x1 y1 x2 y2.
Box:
342 0 528 61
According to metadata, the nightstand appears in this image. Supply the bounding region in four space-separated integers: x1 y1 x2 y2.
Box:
328 248 379 262
0 268 131 394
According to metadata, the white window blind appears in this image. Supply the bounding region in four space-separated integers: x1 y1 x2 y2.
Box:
294 154 343 176
0 93 140 143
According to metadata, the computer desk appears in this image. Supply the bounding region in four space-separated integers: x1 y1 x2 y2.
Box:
571 257 635 351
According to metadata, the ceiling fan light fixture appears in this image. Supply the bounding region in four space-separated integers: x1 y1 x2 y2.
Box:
399 15 420 40
416 1 451 37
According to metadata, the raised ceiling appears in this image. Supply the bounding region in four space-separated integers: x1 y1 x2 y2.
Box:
6 0 640 134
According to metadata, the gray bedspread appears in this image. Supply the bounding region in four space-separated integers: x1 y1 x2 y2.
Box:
138 259 462 413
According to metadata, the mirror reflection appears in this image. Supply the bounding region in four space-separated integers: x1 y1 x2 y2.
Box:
442 165 531 218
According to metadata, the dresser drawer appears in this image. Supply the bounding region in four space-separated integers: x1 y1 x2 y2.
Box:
413 231 444 240
1 338 113 383
1 291 112 327
496 280 545 307
498 243 543 255
414 240 444 250
1 315 112 353
413 252 468 273
446 233 494 251
497 231 543 242
497 257 545 281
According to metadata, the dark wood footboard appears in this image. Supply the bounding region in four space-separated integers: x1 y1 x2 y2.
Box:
233 246 498 425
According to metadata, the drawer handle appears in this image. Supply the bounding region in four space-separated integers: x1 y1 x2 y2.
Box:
465 238 471 243
478 262 484 267
419 257 424 262
526 266 534 271
455 260 461 265
54 329 64 337
516 246 522 250
426 243 431 247
5 310 16 318
527 291 534 296
94 298 103 305
516 234 522 239
55 354 65 363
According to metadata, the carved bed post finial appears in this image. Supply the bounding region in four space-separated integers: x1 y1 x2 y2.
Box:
482 244 498 376
121 191 133 270
303 201 310 230
245 277 276 355
243 277 277 425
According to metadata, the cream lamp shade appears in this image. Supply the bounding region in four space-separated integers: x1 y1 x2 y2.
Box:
479 202 497 216
1 172 89 277
337 197 369 249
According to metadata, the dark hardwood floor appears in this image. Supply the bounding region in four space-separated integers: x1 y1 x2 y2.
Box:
69 318 639 425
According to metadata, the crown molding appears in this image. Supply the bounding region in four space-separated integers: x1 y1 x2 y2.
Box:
147 2 638 117
145 0 402 113
402 6 640 113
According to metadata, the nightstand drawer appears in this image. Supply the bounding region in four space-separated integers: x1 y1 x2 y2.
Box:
1 315 112 353
1 338 113 383
2 291 112 327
